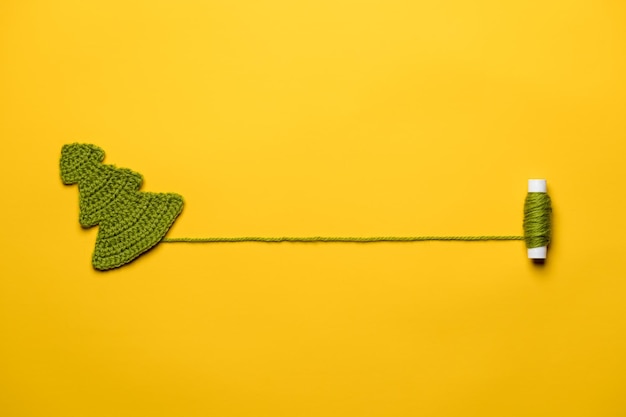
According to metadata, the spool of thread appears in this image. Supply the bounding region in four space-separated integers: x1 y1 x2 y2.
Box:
523 179 552 259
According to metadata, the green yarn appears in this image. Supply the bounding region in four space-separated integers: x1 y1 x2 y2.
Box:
60 144 184 270
60 143 553 270
162 236 524 243
523 192 552 249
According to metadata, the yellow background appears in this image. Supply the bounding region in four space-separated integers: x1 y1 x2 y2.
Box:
2 1 626 416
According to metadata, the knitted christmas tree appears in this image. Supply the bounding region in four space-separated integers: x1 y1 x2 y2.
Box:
60 144 184 270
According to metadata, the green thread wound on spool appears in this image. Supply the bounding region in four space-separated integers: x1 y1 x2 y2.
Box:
523 192 552 249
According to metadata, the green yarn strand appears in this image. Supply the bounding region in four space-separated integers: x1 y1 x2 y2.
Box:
162 236 524 243
523 192 552 249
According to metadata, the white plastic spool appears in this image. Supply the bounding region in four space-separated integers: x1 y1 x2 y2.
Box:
527 179 547 259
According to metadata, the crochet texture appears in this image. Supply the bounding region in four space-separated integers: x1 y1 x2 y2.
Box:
60 144 184 270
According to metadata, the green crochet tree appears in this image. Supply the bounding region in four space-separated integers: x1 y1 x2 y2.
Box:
60 144 184 270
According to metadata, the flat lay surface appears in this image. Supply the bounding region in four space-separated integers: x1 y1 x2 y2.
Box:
1 1 626 416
